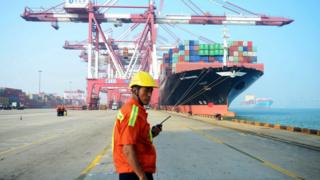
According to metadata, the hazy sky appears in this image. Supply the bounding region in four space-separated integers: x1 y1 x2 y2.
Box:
0 0 319 108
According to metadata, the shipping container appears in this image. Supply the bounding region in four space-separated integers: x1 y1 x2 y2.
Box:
163 40 258 73
215 56 224 62
179 56 184 62
201 56 209 61
0 96 9 106
190 50 198 56
208 56 215 62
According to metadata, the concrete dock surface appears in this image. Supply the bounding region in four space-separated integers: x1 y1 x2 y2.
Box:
0 109 319 180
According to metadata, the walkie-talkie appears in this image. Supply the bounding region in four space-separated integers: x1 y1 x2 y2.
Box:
152 116 171 136
160 116 171 125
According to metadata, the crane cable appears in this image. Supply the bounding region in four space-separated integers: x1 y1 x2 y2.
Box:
168 24 216 44
186 0 206 15
173 67 244 107
173 69 208 106
159 25 180 44
180 0 200 15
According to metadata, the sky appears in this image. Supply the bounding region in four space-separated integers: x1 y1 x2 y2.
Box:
0 0 319 108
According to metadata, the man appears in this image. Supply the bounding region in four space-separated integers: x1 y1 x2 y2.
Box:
113 71 162 180
56 105 64 116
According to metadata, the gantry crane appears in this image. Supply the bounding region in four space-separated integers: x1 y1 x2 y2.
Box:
21 0 293 109
63 38 175 108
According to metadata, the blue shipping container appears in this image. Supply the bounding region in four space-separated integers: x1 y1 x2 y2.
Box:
252 56 257 62
190 51 198 56
190 55 200 62
201 56 209 61
215 56 224 62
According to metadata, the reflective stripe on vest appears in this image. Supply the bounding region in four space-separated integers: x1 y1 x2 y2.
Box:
112 121 116 154
113 110 124 153
117 110 124 122
128 105 139 127
149 129 153 143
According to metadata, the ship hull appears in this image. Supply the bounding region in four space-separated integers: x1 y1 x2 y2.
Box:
158 63 264 116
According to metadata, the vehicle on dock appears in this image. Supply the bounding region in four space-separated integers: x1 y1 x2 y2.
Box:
111 102 118 110
11 102 25 110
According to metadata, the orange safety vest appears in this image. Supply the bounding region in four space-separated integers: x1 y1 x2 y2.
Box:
112 98 156 173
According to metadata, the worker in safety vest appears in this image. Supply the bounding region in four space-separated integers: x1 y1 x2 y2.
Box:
56 105 63 116
113 71 162 180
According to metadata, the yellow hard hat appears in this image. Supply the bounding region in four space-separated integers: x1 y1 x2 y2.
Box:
129 71 158 88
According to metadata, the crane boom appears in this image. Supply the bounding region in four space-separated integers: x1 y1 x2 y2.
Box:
21 9 293 27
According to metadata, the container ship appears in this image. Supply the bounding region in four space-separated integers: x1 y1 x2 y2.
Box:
242 95 273 108
158 39 263 117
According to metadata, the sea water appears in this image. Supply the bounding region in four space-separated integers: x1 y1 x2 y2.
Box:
230 108 320 130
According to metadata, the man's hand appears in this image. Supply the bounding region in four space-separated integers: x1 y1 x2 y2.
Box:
138 173 148 180
152 124 162 138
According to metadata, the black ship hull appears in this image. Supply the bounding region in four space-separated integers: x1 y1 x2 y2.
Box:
159 65 263 115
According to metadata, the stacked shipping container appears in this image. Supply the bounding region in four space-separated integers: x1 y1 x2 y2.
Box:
0 87 65 108
0 88 23 106
162 40 258 73
199 43 225 62
228 41 257 63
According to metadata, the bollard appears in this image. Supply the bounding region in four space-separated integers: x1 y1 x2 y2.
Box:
286 126 294 132
293 127 301 132
301 128 310 134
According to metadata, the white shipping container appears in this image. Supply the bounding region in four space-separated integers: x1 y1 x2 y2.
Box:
65 0 89 8
172 67 176 73
234 51 238 56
